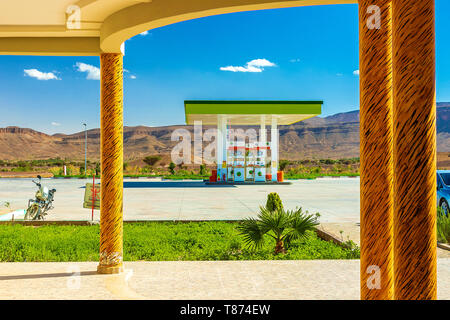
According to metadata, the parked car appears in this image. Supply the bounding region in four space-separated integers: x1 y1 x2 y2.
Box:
437 170 450 216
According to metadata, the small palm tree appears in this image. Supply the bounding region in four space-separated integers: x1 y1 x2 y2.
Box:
238 206 319 254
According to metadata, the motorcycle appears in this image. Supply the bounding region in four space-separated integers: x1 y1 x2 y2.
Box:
24 175 56 220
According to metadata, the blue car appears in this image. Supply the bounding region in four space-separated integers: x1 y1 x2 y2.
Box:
437 170 450 215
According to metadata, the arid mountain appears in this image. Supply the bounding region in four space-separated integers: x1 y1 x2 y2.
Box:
1 105 449 161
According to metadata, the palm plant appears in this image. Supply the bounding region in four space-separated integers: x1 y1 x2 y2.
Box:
238 206 319 254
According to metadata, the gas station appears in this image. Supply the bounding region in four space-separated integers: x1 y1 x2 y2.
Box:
0 0 440 300
184 100 323 183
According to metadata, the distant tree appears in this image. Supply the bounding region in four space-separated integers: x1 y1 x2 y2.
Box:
199 164 206 176
123 162 129 171
168 162 176 175
143 155 161 167
279 160 290 172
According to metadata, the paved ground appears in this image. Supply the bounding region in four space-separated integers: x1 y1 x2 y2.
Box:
1 259 449 300
0 177 360 222
1 177 449 299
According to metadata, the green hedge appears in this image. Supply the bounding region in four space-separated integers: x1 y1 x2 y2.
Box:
0 222 359 262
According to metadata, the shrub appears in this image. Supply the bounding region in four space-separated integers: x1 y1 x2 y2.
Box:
48 167 61 176
168 162 176 175
266 192 283 212
437 207 450 243
279 160 290 172
199 164 207 176
143 155 161 167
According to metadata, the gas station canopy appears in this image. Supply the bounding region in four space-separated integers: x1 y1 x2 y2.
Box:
184 100 323 125
184 100 322 184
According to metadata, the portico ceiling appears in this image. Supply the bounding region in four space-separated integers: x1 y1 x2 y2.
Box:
0 0 356 55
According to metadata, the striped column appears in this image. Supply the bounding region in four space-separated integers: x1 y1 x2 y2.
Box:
97 53 124 274
392 0 437 300
359 0 394 300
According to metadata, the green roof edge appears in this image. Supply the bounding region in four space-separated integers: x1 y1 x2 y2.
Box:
184 100 323 105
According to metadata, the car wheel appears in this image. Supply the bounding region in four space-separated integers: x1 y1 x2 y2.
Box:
440 200 449 216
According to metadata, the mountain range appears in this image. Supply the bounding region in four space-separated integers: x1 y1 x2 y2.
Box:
1 103 449 161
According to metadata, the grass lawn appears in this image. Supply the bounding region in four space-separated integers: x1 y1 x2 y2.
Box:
52 173 359 180
285 172 360 179
0 222 359 262
53 174 209 180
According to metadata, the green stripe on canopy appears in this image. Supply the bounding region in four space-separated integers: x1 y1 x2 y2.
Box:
184 100 322 125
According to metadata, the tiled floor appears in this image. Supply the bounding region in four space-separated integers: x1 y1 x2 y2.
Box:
1 260 449 300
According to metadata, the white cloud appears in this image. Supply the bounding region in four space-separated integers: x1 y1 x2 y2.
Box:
220 58 276 73
24 69 60 80
129 75 137 79
75 62 100 80
51 122 61 126
140 31 150 36
220 65 262 73
247 59 276 68
336 73 344 76
290 58 301 63
353 70 360 76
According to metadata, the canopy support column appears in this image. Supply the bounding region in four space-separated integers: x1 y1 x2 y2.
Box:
216 115 222 178
359 0 394 300
271 117 278 181
392 0 436 300
260 116 266 146
222 115 227 180
97 53 124 274
216 115 227 181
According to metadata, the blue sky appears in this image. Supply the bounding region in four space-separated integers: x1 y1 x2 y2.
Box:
1 2 449 134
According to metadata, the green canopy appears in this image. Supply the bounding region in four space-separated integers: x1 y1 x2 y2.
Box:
185 100 322 125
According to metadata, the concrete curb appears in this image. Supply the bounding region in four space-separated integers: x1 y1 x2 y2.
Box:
314 228 351 248
438 242 450 251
